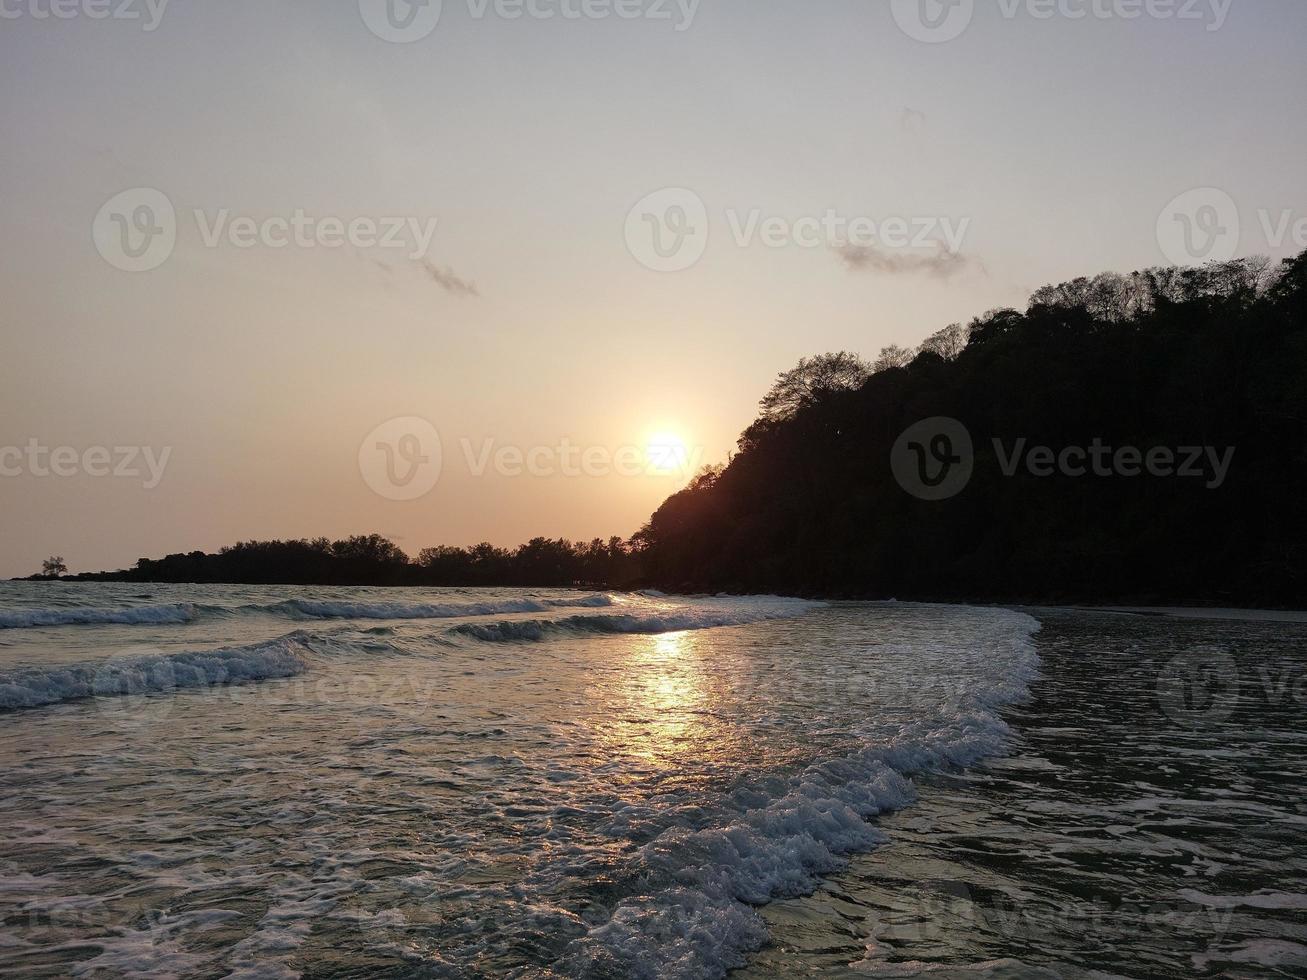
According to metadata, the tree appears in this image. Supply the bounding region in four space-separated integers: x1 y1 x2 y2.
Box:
634 249 1307 606
78 534 645 587
41 556 68 578
759 352 871 421
873 344 916 373
918 323 970 361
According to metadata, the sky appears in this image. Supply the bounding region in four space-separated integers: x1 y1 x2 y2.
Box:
1 0 1304 578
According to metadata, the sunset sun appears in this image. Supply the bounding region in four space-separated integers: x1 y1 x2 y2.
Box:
645 432 691 475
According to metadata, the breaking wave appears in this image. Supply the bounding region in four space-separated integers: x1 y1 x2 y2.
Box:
552 608 1042 979
0 634 312 712
0 592 1049 978
0 603 197 630
449 601 821 643
0 595 616 630
275 593 614 621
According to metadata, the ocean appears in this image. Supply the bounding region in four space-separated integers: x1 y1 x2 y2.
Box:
0 584 1301 978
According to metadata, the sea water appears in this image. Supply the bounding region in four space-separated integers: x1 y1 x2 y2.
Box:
0 585 1298 978
742 609 1307 979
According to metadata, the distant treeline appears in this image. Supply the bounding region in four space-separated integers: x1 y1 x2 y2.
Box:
45 251 1306 604
633 251 1307 605
61 534 641 588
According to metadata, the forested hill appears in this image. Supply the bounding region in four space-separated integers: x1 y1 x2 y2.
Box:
46 252 1306 604
634 252 1307 606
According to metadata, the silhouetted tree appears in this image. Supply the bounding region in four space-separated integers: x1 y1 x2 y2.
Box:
917 323 969 361
79 534 643 588
759 352 871 421
873 344 916 372
636 251 1307 606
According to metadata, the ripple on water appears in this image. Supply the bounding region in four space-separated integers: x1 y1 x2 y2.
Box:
740 610 1307 980
0 590 1042 978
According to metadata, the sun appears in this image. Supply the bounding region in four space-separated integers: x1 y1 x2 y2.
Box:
645 432 691 475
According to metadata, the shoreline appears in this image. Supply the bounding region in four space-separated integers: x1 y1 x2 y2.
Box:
1049 604 1307 624
9 578 1307 622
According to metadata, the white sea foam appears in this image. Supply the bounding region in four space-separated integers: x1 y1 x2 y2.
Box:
0 603 196 630
1193 939 1307 970
0 595 618 630
277 594 615 620
1178 889 1307 910
66 909 241 979
0 594 1047 978
450 598 822 643
555 607 1041 980
0 635 311 711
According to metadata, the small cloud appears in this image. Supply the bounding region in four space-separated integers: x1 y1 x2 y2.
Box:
836 243 976 280
900 107 926 133
419 260 480 297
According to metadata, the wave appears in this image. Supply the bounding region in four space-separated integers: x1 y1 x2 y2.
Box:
0 603 197 630
0 595 616 630
449 603 819 643
0 635 312 712
552 608 1042 980
273 593 614 621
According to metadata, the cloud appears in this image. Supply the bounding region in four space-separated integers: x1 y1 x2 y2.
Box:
835 243 976 280
900 107 926 133
419 260 480 297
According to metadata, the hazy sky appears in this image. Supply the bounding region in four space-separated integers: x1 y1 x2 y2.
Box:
1 0 1304 577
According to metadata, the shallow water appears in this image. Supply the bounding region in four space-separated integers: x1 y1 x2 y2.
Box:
0 588 1300 978
741 609 1307 979
0 585 1036 978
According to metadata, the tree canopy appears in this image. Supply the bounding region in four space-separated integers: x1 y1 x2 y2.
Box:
634 252 1307 606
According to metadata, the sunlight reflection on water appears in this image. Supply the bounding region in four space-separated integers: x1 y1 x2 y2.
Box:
0 585 1047 978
